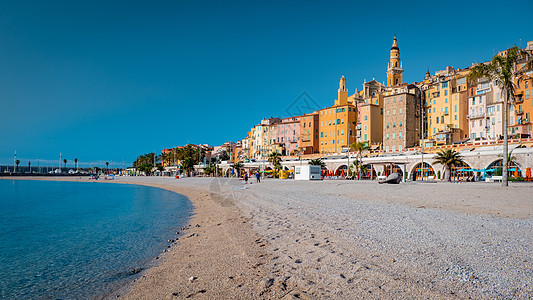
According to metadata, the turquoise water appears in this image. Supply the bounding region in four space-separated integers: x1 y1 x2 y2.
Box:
0 179 192 299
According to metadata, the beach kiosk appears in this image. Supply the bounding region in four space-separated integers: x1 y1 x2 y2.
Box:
294 165 321 180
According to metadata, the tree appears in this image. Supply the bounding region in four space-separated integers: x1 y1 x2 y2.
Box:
231 162 243 177
74 158 78 172
350 142 369 179
204 164 218 177
268 152 282 178
15 159 20 173
308 158 326 168
433 149 465 181
181 157 195 177
467 46 532 186
156 163 165 175
28 161 31 173
105 162 109 174
63 159 67 172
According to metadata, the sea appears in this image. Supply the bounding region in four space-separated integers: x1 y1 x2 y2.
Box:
0 179 192 299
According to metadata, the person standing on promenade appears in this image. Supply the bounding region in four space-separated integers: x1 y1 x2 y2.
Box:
255 172 261 183
244 173 248 184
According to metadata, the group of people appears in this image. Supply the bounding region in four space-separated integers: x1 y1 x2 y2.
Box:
243 172 261 184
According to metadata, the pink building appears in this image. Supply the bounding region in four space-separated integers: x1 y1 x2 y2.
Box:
275 116 301 155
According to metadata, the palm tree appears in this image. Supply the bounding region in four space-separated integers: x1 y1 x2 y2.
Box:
105 162 109 174
74 158 78 172
433 149 465 181
308 158 325 168
350 142 369 179
63 159 67 172
468 46 532 186
28 161 31 173
15 159 20 173
231 162 243 177
268 152 282 178
181 157 194 177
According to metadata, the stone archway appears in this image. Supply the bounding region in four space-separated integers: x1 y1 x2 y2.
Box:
486 159 522 177
384 164 403 177
335 165 348 176
410 162 436 180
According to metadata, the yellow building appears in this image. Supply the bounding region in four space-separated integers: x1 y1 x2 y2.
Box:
355 80 385 148
424 67 469 145
318 76 358 154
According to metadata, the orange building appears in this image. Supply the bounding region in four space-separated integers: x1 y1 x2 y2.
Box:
300 112 319 154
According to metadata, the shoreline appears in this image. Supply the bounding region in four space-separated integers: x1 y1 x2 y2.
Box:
2 176 273 299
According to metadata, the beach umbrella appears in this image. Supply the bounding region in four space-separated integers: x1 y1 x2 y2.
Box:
526 168 531 180
514 168 519 178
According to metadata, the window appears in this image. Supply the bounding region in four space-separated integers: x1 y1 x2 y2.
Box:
479 120 482 126
442 82 448 88
399 145 402 151
341 130 344 135
455 115 457 120
445 90 448 96
336 119 340 125
497 105 500 111
454 105 457 112
392 146 396 151
399 132 402 138
526 90 530 99
472 98 475 105
364 134 367 140
386 133 389 139
399 108 402 114
445 107 448 114
364 115 368 121
445 98 448 103
436 117 439 124
526 81 529 89
441 116 444 123
387 123 389 128
386 110 389 116
393 109 396 115
393 122 396 127
399 121 403 126
392 133 395 139
364 125 367 131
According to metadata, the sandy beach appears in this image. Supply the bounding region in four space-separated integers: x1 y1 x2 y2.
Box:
5 176 532 299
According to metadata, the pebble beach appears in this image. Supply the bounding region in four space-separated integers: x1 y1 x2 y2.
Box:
112 176 532 299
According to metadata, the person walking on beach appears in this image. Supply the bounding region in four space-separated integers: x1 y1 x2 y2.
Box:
255 172 261 183
244 173 248 184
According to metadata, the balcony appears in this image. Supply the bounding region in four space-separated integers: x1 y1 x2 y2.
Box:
516 109 524 115
467 112 485 119
515 97 524 103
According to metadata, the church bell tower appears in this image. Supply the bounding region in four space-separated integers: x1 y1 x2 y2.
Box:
387 37 403 87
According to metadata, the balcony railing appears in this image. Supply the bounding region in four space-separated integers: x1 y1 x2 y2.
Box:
467 112 485 119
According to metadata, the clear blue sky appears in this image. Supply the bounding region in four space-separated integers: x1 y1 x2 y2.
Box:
1 0 532 167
